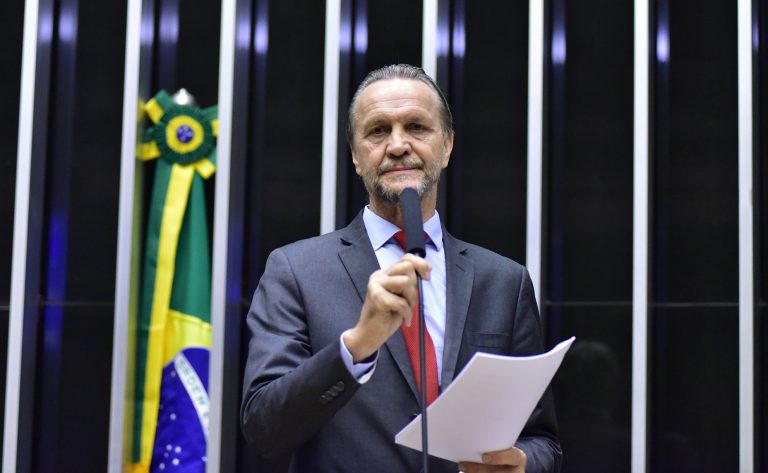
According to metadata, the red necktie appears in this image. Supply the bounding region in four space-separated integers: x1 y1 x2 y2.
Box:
393 230 439 405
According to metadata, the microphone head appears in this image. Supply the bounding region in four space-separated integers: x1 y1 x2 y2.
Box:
399 188 426 257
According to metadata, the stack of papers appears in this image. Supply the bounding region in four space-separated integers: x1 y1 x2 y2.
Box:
395 337 575 463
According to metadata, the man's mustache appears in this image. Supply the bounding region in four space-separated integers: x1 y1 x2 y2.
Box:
378 159 424 173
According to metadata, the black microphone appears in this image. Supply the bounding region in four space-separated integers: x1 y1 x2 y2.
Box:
399 187 425 257
399 187 429 472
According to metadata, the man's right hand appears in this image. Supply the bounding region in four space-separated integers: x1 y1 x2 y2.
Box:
343 253 431 362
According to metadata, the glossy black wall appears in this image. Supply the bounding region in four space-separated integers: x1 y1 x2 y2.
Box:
446 0 529 263
756 0 768 468
543 0 634 471
649 0 739 470
21 0 126 470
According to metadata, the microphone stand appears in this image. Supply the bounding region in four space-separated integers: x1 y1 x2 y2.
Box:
416 274 429 473
398 187 430 472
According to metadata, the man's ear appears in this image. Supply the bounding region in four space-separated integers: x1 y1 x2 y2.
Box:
442 131 455 168
351 149 362 176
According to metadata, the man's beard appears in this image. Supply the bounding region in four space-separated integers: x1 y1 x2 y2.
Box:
362 158 442 205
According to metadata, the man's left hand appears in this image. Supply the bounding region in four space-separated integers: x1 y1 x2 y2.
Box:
457 446 527 473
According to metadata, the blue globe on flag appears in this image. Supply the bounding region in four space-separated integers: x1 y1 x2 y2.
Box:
151 347 209 473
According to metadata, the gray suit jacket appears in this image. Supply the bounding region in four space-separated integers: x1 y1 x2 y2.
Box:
241 214 562 473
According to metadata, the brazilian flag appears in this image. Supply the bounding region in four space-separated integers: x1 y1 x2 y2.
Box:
133 90 217 473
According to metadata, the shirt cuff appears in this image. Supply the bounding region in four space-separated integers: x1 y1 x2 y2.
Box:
339 330 378 384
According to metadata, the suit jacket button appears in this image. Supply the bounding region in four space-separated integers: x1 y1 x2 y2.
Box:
319 395 330 405
335 381 345 391
329 387 339 396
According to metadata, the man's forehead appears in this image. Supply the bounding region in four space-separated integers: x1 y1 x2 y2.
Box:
355 79 441 117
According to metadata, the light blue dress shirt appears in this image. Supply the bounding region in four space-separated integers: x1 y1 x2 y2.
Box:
340 207 447 384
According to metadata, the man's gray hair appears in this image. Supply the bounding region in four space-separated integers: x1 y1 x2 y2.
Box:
346 64 454 143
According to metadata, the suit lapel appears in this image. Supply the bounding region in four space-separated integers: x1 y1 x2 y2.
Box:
337 215 379 303
441 232 473 388
337 214 420 400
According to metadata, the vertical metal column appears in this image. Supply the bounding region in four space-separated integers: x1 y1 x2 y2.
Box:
107 0 146 471
207 0 236 470
422 0 438 79
737 0 755 470
321 0 341 235
526 0 544 301
4 0 53 470
632 0 650 472
3 0 40 471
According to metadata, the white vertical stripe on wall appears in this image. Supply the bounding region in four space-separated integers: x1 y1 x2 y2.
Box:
320 0 341 235
207 0 236 470
632 1 649 472
737 0 755 470
107 0 144 469
422 0 438 79
3 0 39 471
526 0 544 303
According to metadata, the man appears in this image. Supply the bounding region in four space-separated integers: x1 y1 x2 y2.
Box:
241 64 561 473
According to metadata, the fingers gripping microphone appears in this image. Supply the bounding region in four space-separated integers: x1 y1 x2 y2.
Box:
399 188 425 257
399 187 429 472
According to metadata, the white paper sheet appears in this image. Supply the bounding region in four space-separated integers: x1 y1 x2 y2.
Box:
395 336 575 463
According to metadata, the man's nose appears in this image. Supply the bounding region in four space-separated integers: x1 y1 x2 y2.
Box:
386 128 411 157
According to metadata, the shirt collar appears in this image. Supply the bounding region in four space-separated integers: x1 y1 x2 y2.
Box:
363 206 444 252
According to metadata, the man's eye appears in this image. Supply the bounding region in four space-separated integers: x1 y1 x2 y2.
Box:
369 127 385 135
409 123 426 132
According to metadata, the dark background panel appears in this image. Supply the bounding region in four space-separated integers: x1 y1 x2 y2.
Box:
754 0 767 466
62 0 126 302
452 0 528 264
652 0 738 303
546 0 633 303
365 0 422 76
761 165 768 318
759 0 768 467
176 0 221 106
761 31 768 306
547 306 632 473
759 306 767 472
30 0 126 468
32 305 114 471
762 163 767 304
649 307 738 473
0 308 8 457
256 0 325 267
649 0 739 465
541 2 634 469
0 0 24 305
